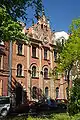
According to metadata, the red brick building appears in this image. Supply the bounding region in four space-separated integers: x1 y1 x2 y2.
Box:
0 41 9 96
11 14 68 104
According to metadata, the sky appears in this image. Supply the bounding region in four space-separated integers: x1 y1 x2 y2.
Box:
43 0 80 32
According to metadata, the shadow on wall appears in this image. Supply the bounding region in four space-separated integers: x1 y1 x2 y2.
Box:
8 76 28 107
8 76 46 107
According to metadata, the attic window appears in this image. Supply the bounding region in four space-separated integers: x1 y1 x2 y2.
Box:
41 24 43 29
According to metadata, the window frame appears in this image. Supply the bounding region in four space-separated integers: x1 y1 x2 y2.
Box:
32 66 36 78
32 87 37 99
44 68 48 78
44 48 47 60
18 43 23 55
32 46 36 58
54 49 57 61
45 87 48 98
17 64 22 77
56 87 59 98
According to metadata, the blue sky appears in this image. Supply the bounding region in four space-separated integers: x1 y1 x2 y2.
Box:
43 0 80 32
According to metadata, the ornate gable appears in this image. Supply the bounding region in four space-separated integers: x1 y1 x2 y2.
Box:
27 15 53 44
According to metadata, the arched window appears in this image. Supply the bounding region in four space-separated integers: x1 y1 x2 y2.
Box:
45 87 48 98
32 66 36 77
32 87 37 99
17 64 22 76
56 87 59 98
44 68 48 78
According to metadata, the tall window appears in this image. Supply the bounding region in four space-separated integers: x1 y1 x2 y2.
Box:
17 64 22 76
45 87 48 98
32 87 37 99
0 56 2 69
32 66 36 77
44 68 48 78
54 49 57 61
66 87 68 99
44 48 47 60
56 87 59 98
32 46 36 58
18 43 23 55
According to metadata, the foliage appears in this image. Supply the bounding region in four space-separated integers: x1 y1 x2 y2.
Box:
0 7 27 41
0 0 43 21
57 18 80 114
0 0 43 41
6 113 80 120
69 78 80 115
58 18 80 73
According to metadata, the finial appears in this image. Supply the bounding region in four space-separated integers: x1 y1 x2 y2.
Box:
42 8 45 16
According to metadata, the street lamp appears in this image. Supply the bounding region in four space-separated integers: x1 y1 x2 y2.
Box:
8 40 12 97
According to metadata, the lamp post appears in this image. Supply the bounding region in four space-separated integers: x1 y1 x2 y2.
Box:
28 69 32 100
8 40 12 97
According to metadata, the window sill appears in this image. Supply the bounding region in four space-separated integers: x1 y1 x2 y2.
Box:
32 56 39 59
17 54 24 56
44 59 49 61
44 77 50 80
31 77 39 79
16 76 25 78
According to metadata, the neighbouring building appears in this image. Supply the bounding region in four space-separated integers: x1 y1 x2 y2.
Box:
0 41 9 96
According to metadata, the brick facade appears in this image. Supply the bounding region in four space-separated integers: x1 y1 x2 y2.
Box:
0 42 9 96
11 15 68 102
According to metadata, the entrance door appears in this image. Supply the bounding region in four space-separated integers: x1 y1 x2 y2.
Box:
15 85 22 106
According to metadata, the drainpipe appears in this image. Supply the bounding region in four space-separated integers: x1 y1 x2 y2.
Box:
8 40 12 97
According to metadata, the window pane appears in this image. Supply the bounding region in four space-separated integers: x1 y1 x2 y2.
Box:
0 97 10 104
56 87 59 98
32 46 36 57
44 49 47 59
18 43 22 55
44 68 48 78
45 87 48 98
17 64 22 76
54 50 57 60
32 87 37 99
32 66 36 77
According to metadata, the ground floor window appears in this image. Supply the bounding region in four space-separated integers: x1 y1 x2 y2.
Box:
56 87 59 98
32 87 37 99
45 87 48 98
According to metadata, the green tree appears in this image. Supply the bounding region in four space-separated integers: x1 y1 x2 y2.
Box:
69 78 80 115
57 18 80 112
0 0 43 41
